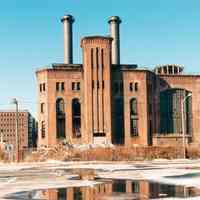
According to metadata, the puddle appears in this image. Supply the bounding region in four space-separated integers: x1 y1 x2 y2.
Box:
4 179 200 199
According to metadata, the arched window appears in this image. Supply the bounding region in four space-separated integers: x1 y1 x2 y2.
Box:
160 89 192 135
130 98 137 115
72 98 81 138
56 98 65 139
56 98 65 114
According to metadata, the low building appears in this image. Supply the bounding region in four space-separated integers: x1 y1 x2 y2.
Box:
0 110 37 152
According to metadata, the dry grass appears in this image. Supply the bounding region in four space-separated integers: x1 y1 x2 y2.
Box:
24 145 189 162
24 143 72 162
187 147 200 159
72 146 184 161
0 148 8 162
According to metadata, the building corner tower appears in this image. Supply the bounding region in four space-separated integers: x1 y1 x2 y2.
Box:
81 36 113 144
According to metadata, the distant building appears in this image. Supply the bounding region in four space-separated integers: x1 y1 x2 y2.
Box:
0 110 37 151
36 14 199 147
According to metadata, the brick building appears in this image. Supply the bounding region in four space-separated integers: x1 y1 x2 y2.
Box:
36 14 200 147
0 110 37 151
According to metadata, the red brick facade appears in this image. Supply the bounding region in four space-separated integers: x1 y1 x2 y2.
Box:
36 16 200 147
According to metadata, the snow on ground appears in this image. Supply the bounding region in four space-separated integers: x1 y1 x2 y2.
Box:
1 159 200 199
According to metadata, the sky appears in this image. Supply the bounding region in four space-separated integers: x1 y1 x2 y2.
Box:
0 0 200 117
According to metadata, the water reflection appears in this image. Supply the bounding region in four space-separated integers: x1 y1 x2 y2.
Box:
38 180 200 200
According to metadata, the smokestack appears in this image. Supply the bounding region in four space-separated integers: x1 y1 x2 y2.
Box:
61 15 75 64
108 16 121 65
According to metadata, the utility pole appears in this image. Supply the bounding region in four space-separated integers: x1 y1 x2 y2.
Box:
181 93 192 159
11 98 19 162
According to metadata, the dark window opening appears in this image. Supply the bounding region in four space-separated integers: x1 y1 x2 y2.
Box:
72 98 81 138
56 98 66 139
174 67 178 74
97 81 100 89
113 98 124 144
72 82 75 90
135 82 138 91
129 82 133 91
42 83 45 91
61 82 65 91
41 103 45 113
102 81 105 89
39 84 42 92
93 132 106 137
56 98 65 114
77 82 80 90
91 48 94 68
57 188 67 199
72 82 80 91
41 121 45 138
130 98 137 115
96 48 99 68
112 181 126 193
73 188 82 200
101 49 104 68
132 182 140 193
169 66 173 74
130 98 139 137
56 82 60 91
130 118 138 137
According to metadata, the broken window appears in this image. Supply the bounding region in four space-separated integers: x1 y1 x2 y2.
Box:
160 89 192 135
72 98 81 138
56 98 65 139
130 98 137 115
130 98 139 137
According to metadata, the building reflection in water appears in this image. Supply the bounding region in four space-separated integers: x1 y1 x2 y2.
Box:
40 180 200 200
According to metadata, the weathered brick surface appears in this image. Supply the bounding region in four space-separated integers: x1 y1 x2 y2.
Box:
36 37 200 148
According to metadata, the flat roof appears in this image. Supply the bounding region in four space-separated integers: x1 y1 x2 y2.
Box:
0 110 29 113
81 35 112 41
158 74 200 78
36 63 82 73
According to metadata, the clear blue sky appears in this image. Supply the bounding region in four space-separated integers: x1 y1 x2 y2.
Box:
0 0 200 117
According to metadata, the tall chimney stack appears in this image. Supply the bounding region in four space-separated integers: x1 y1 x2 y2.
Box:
61 15 75 64
108 16 121 65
